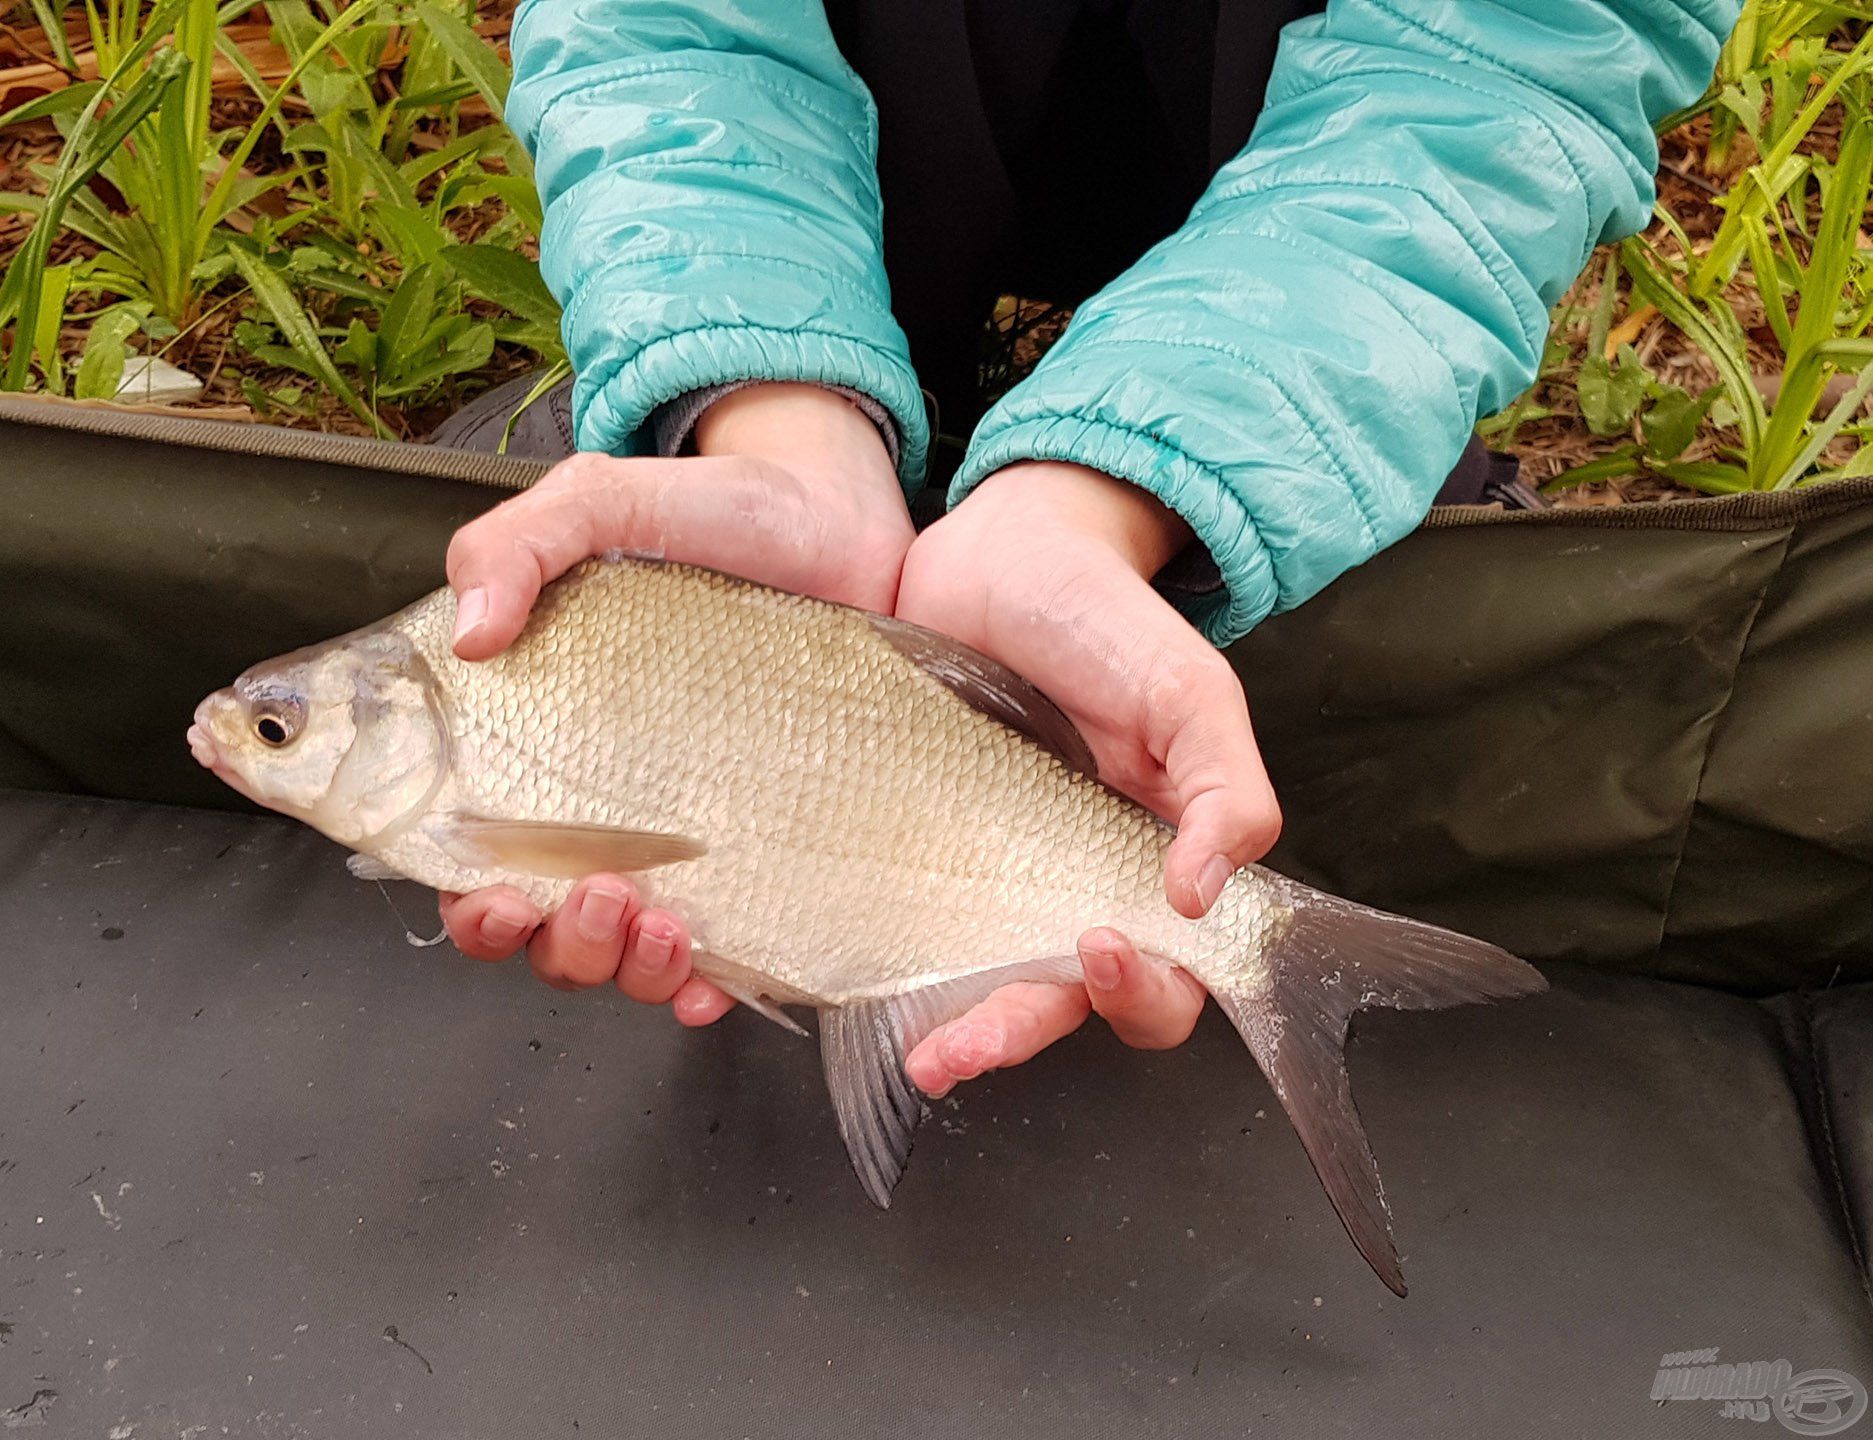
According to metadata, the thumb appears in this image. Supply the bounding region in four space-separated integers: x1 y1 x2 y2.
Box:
443 453 684 660
1156 656 1282 918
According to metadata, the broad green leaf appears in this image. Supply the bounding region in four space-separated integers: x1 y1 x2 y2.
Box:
389 319 493 393
1642 384 1721 462
74 306 145 399
361 197 448 269
398 125 502 186
440 243 560 329
455 172 543 234
378 262 439 372
393 79 479 110
334 316 378 374
1770 360 1873 490
1577 347 1650 437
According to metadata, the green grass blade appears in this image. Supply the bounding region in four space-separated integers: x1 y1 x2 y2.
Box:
496 357 572 454
0 81 104 133
26 0 79 70
1770 360 1873 489
197 0 388 258
1754 113 1873 484
1693 25 1873 295
31 264 74 393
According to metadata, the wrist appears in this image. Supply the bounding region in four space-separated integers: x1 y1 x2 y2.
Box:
964 462 1193 579
693 382 892 477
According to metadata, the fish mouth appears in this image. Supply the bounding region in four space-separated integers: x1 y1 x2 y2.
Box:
188 694 227 769
189 691 261 805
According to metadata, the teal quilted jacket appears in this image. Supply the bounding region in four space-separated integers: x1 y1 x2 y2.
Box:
507 0 1739 643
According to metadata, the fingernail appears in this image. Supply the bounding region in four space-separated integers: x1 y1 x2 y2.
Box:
632 916 676 972
576 883 627 942
1196 855 1235 913
1081 943 1121 991
481 908 527 948
452 586 489 646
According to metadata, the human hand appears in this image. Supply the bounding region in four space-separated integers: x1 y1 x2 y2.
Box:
437 382 911 1017
890 461 1282 1096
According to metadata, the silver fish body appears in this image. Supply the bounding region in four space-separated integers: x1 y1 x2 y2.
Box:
192 557 1544 1294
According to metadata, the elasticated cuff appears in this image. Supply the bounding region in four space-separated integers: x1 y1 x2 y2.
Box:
570 324 930 492
951 412 1279 646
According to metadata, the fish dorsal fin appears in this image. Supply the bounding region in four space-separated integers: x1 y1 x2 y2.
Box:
866 614 1097 778
438 815 706 880
820 956 1085 1208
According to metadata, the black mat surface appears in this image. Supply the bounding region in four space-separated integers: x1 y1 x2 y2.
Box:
3 791 1869 1436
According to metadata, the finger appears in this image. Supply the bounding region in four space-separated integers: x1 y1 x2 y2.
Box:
614 907 694 1006
445 453 684 660
671 976 737 1027
1156 656 1283 918
525 874 639 990
439 886 541 961
902 983 1091 1098
1077 927 1207 1050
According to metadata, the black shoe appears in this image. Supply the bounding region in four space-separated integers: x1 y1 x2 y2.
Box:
427 372 577 461
1435 434 1544 509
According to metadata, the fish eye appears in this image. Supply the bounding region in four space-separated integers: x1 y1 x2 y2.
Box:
253 713 293 747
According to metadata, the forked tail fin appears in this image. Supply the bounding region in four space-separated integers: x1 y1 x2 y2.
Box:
1211 880 1546 1297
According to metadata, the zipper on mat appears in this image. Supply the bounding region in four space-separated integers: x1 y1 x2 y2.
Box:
0 393 548 491
7 393 1873 529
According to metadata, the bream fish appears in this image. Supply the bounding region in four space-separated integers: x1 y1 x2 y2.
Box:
190 557 1545 1294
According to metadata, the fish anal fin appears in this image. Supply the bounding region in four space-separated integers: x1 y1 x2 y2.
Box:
1213 880 1546 1298
438 815 706 880
819 957 1086 1208
865 614 1097 779
714 979 809 1037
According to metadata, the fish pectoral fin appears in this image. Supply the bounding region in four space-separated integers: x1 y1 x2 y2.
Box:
1211 881 1546 1299
345 853 407 882
820 957 1085 1209
437 815 706 880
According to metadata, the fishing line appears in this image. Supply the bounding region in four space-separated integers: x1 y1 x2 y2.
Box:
372 879 448 948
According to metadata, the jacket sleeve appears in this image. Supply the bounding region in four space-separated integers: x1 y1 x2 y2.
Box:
951 0 1740 643
506 0 929 484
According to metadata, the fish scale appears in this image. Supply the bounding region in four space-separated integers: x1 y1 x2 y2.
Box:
192 556 1546 1296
